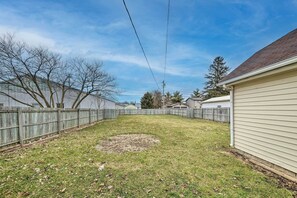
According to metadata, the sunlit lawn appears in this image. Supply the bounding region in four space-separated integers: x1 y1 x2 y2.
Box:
0 115 293 197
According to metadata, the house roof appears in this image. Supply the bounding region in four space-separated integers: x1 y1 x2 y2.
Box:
221 28 297 84
186 97 203 102
202 95 230 103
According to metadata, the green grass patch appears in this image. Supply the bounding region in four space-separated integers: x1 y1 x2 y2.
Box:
0 115 293 197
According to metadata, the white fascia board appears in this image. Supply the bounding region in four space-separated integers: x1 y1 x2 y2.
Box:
218 56 297 86
201 100 229 104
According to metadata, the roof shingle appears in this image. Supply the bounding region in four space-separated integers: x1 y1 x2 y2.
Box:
222 28 297 82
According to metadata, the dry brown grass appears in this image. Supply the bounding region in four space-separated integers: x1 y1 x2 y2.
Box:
96 134 160 153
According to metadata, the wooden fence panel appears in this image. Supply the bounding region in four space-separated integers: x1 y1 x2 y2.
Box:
104 109 118 119
118 109 168 115
0 110 18 146
193 109 203 118
213 108 230 122
169 109 188 117
90 110 97 122
22 110 58 140
97 110 104 121
117 108 229 122
202 108 214 120
79 110 89 125
61 110 78 130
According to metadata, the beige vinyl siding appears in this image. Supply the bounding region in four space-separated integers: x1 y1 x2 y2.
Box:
234 68 297 174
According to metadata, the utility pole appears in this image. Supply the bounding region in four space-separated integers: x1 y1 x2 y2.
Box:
162 80 166 108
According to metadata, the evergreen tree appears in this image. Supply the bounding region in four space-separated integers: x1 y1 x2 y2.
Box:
204 56 230 99
130 101 136 105
191 88 203 98
171 91 184 103
141 92 154 109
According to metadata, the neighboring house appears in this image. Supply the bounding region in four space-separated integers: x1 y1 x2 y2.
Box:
201 95 230 108
135 103 141 109
165 104 173 108
124 104 138 110
219 29 297 176
172 104 189 109
0 80 117 109
186 97 203 108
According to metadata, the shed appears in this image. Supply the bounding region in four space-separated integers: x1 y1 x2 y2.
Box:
186 97 203 108
201 95 230 108
219 29 297 177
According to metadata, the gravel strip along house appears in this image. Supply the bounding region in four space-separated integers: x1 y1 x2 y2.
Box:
219 28 297 179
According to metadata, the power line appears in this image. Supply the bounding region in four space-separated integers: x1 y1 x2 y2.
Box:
163 0 171 85
122 0 160 91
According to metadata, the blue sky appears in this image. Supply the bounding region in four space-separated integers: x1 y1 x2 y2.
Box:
0 0 296 102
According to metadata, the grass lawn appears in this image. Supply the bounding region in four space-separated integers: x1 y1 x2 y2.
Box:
0 115 294 197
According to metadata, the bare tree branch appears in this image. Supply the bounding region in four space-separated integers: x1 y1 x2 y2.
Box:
0 91 33 107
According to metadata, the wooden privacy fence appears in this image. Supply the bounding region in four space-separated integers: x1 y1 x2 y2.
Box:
118 108 230 122
0 108 229 149
0 108 118 148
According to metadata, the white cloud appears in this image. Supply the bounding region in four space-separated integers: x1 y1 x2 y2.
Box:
0 26 56 48
121 90 147 96
85 20 129 33
0 25 210 79
0 2 213 80
100 52 207 77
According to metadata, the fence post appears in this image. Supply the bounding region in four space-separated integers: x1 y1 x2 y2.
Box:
201 109 204 119
89 108 92 124
17 108 24 146
97 109 99 121
212 108 215 121
57 109 61 134
77 109 80 128
227 108 230 123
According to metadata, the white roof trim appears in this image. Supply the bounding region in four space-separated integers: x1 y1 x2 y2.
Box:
202 95 230 103
218 55 297 86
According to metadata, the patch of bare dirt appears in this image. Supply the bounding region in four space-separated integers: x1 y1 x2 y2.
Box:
96 134 160 153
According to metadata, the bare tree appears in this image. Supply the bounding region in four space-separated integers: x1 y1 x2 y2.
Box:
0 34 63 107
152 90 162 109
69 58 117 109
0 33 117 108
